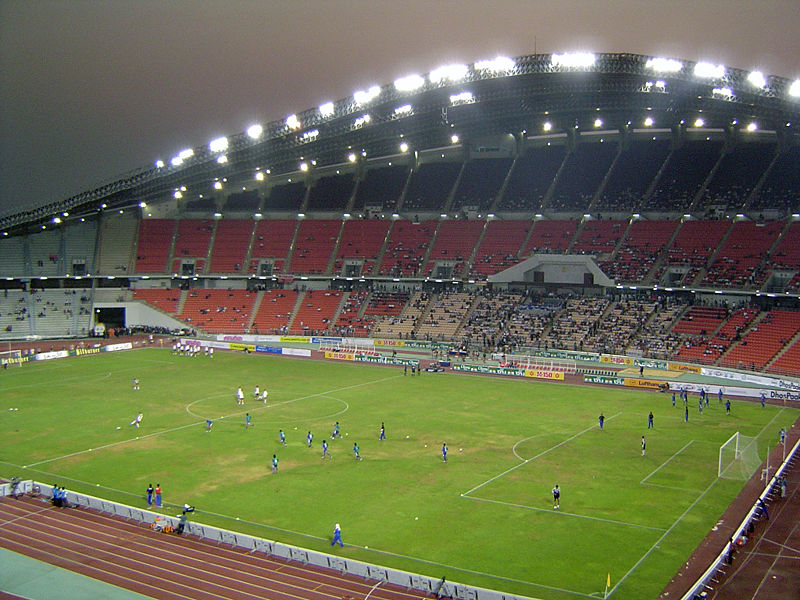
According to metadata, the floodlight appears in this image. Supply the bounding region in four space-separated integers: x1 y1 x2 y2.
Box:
789 80 800 97
644 117 654 127
286 114 301 130
213 181 223 190
645 57 682 72
347 153 357 163
474 56 515 72
155 160 164 168
63 212 69 217
180 186 187 191
399 142 409 153
214 212 222 218
254 213 262 218
171 156 183 167
247 124 263 139
394 74 424 92
712 87 733 98
551 52 596 68
179 148 194 160
52 217 61 224
451 134 459 144
319 102 335 117
746 122 758 132
209 136 228 153
394 104 413 115
173 191 183 199
354 85 380 106
430 63 469 83
354 114 371 128
255 171 265 181
694 62 725 78
748 71 766 88
301 129 319 141
594 118 603 128
299 162 309 172
543 121 552 132
138 202 147 208
449 91 473 105
694 118 705 127
216 155 228 164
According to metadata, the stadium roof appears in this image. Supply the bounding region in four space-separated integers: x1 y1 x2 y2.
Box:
3 51 799 233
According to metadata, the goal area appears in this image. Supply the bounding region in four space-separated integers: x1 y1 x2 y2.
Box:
0 349 23 368
718 432 761 480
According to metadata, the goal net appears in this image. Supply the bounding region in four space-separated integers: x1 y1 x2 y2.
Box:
718 432 761 480
0 349 23 368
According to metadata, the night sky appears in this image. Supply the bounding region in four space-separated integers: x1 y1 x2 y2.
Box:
2 0 799 216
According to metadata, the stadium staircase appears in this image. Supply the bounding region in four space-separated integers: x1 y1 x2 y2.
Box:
565 218 585 254
324 219 346 275
246 291 265 333
283 219 302 274
645 221 683 284
370 219 395 276
765 327 800 374
487 154 518 213
165 220 180 274
463 220 489 277
175 289 188 316
419 220 443 272
586 142 624 213
284 291 306 333
441 161 467 214
690 220 735 286
392 164 414 213
539 147 568 210
686 142 726 213
744 146 782 209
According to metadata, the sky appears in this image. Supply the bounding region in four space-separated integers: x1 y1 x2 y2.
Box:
2 0 799 217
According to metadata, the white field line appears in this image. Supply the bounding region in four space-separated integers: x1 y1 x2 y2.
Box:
640 440 695 484
24 375 397 468
607 406 788 597
463 411 623 497
640 482 705 494
462 495 667 532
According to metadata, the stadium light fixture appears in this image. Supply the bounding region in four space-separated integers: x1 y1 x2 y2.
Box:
179 148 194 160
209 136 228 153
247 124 263 139
543 121 552 132
213 181 223 190
449 91 473 105
255 171 265 181
286 114 301 130
254 212 262 218
694 62 725 79
594 118 603 128
399 142 409 153
474 56 515 73
694 118 705 128
645 57 682 72
300 129 319 142
170 156 183 167
347 152 357 163
299 162 309 172
644 117 654 127
319 102 335 117
747 71 767 88
155 160 164 168
173 190 183 199
746 122 758 132
712 87 733 98
430 63 468 83
216 155 228 164
551 52 596 68
451 134 459 144
52 217 61 224
789 80 800 97
138 202 147 208
354 114 371 128
394 104 413 116
394 74 424 92
214 212 222 218
354 85 380 106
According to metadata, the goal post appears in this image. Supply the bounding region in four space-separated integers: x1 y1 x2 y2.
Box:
718 432 761 480
0 349 23 368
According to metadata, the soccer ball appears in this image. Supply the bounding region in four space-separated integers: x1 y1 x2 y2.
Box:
405 435 410 439
115 426 121 430
459 448 463 452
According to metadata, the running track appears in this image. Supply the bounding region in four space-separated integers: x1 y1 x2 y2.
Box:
0 495 437 600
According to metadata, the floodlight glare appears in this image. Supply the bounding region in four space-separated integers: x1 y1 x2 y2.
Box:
474 56 515 72
644 117 654 127
746 122 758 132
286 114 301 130
450 134 459 144
347 152 357 163
551 52 596 68
155 160 164 168
247 124 263 139
694 118 705 128
789 80 800 97
216 155 228 164
213 181 223 190
179 148 194 160
748 71 767 88
319 102 335 117
354 85 380 106
255 171 265 181
430 63 469 83
173 190 183 199
301 129 319 141
694 62 725 78
52 217 61 224
209 136 228 153
354 114 371 128
543 121 553 132
399 142 409 153
171 156 183 167
180 186 187 191
594 118 603 128
712 87 733 98
645 57 682 72
449 91 473 105
394 74 424 92
138 202 147 208
394 104 413 115
299 162 309 172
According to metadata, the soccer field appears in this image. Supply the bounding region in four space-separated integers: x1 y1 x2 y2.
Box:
1 348 797 600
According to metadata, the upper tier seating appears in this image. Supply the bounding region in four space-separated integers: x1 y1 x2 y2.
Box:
659 219 731 285
550 141 618 211
0 289 29 338
597 139 670 211
0 235 26 278
501 144 566 211
96 211 137 275
208 219 253 273
766 221 800 290
403 162 461 211
133 288 181 314
251 289 299 334
469 220 530 277
28 289 92 338
177 289 256 333
63 219 97 276
353 164 409 211
378 220 436 276
451 158 512 211
699 142 774 210
249 220 297 274
291 289 342 335
174 219 214 259
333 219 390 276
602 220 679 282
28 229 63 277
700 220 783 288
572 220 627 255
521 220 576 256
135 219 175 273
673 307 759 364
264 181 306 211
646 139 723 210
306 173 355 212
288 220 341 274
721 310 800 370
750 145 800 211
424 220 484 276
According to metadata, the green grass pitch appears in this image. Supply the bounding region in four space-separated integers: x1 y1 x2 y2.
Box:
1 348 797 600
